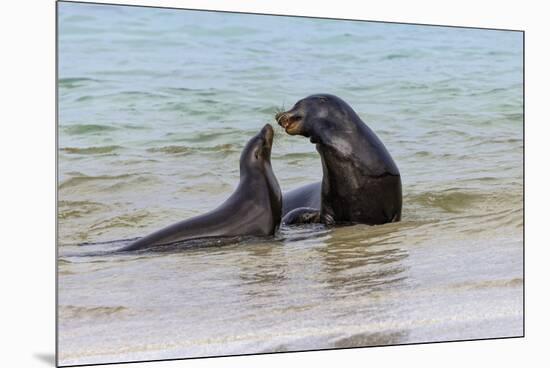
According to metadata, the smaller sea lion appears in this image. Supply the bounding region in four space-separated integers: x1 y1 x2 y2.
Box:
119 124 282 251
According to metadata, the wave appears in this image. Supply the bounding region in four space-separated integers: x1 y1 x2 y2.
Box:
468 137 522 147
58 200 109 219
504 113 523 121
383 53 411 60
447 277 523 291
58 77 102 89
59 305 129 319
58 173 146 190
60 145 123 154
146 143 240 155
274 152 319 160
75 90 168 102
407 190 483 213
88 210 153 233
182 129 254 143
412 150 431 157
146 145 192 154
62 124 117 135
404 188 523 234
422 129 471 138
406 189 521 214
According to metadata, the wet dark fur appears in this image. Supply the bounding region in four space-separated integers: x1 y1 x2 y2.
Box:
277 94 402 225
119 124 282 251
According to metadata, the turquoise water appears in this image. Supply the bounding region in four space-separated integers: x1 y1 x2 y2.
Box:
57 3 523 366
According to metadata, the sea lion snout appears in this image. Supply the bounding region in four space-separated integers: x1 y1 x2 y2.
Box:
275 111 302 135
275 111 288 127
261 123 274 146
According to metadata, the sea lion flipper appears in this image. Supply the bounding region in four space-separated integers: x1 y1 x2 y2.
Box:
282 207 321 225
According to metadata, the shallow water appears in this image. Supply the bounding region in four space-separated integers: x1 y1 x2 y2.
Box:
57 3 523 366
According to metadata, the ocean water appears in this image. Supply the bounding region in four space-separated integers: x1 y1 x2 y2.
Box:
57 3 524 366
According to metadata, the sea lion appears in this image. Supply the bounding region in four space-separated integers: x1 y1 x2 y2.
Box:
119 124 282 251
276 94 402 225
282 181 321 216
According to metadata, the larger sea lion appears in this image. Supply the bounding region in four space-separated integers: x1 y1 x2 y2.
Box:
119 124 282 251
276 94 402 225
282 181 321 216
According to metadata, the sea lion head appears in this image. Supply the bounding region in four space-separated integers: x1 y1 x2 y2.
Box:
240 123 275 173
240 124 282 224
275 94 357 144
